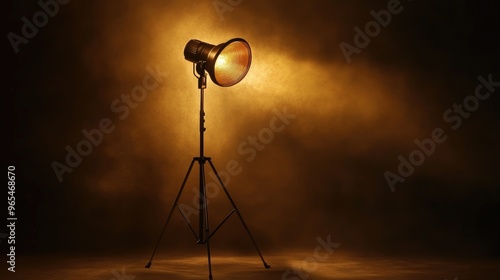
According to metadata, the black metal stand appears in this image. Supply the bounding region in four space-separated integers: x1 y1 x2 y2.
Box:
145 62 270 280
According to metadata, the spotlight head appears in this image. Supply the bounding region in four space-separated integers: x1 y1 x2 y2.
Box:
184 38 252 87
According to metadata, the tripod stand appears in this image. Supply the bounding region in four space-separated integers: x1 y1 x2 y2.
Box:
145 62 270 280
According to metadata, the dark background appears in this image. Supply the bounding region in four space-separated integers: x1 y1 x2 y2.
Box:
3 0 500 262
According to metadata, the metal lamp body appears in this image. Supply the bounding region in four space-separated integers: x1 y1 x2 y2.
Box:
184 38 252 87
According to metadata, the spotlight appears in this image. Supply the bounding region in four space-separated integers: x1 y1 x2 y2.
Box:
184 38 252 87
146 38 269 280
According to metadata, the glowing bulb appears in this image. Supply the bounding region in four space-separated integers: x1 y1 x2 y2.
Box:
216 54 228 68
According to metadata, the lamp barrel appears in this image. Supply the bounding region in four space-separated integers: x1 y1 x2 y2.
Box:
184 40 215 63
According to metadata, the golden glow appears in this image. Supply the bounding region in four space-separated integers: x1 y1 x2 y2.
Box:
85 1 431 199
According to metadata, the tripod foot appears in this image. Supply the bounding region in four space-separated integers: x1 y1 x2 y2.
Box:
145 262 152 268
264 263 271 269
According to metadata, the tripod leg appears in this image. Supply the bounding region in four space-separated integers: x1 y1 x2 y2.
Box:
200 161 214 279
145 159 197 268
207 159 271 269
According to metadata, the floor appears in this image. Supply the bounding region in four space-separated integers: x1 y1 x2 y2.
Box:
4 251 499 280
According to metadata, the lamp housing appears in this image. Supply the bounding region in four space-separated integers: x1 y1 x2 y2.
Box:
184 38 252 87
